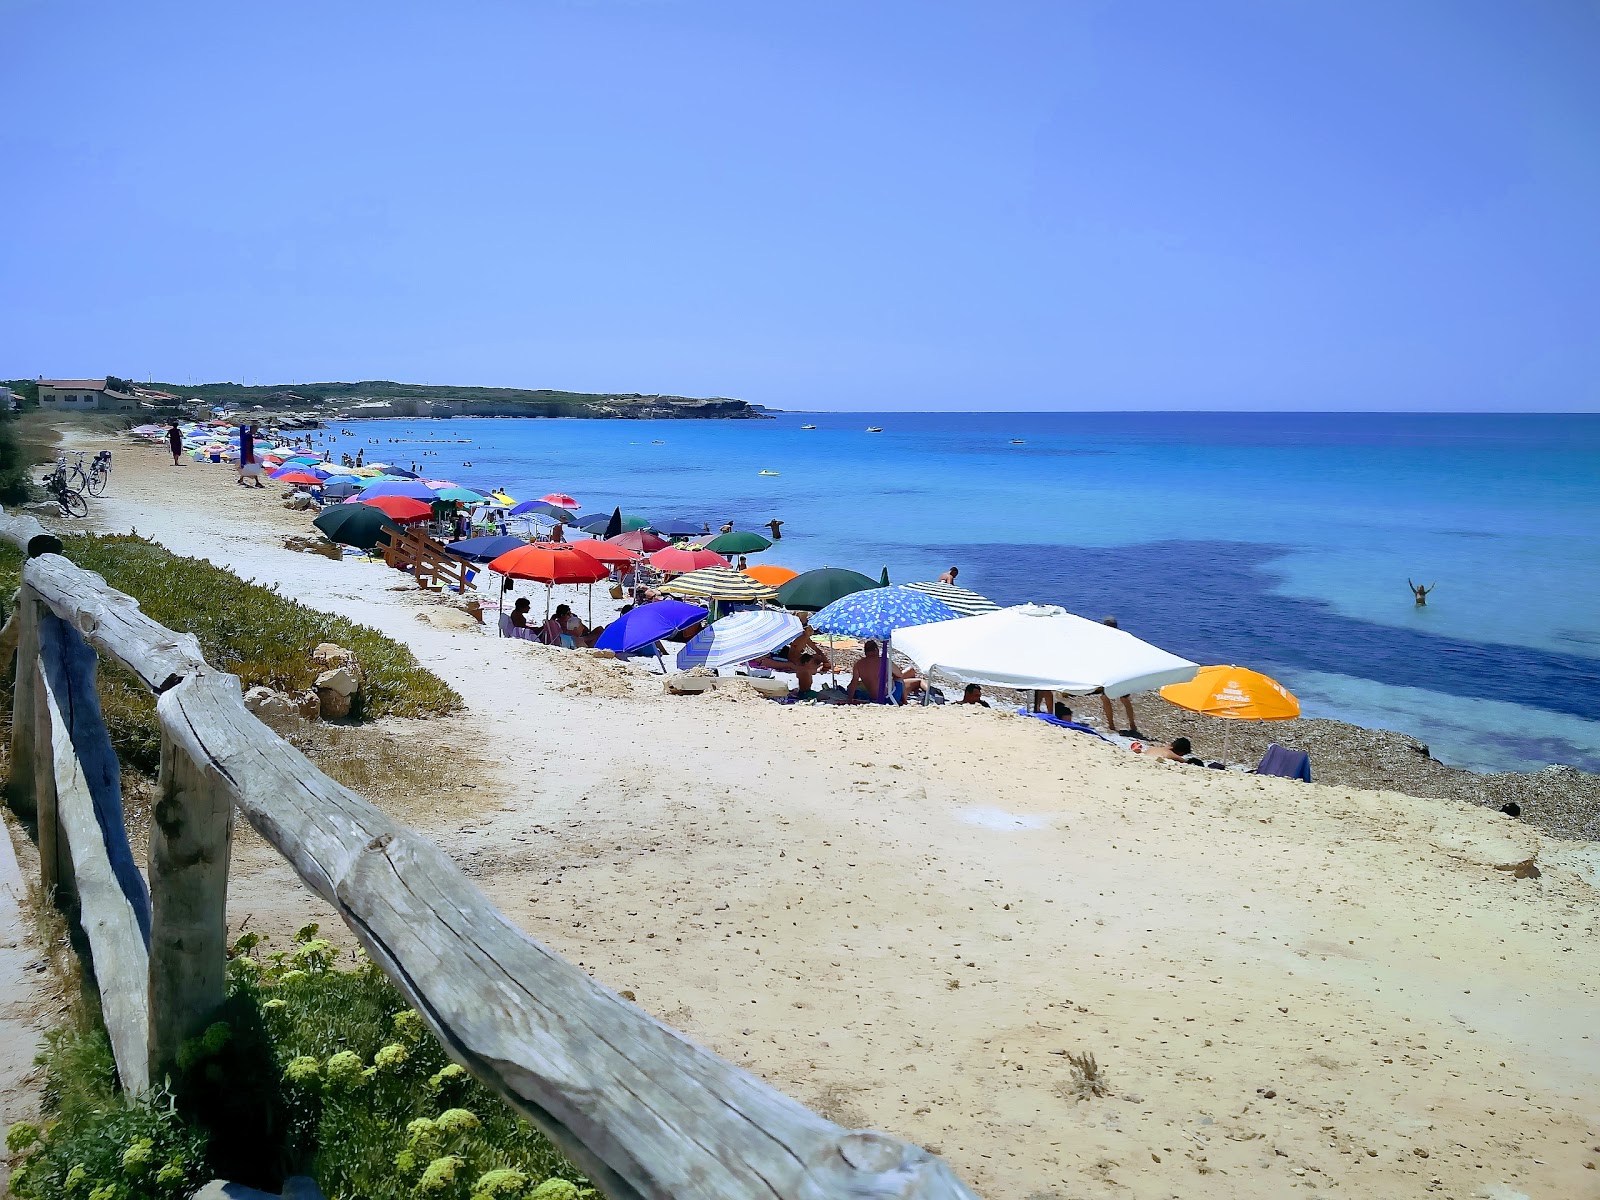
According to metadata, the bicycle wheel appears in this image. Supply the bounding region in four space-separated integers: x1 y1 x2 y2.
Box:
86 469 107 496
61 490 88 519
67 467 89 492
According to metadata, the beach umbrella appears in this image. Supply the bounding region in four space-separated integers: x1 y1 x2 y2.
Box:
574 514 613 535
488 542 611 630
271 469 328 487
443 535 528 563
775 567 880 612
810 586 959 644
894 604 1198 694
312 505 404 551
651 546 730 574
652 519 707 537
595 599 709 664
321 478 359 499
433 486 488 504
676 610 803 672
706 531 773 556
609 529 670 554
541 492 581 509
568 539 638 566
903 580 1001 616
356 479 437 500
510 501 576 522
811 586 961 704
1159 666 1299 721
318 463 361 476
381 466 422 479
879 566 891 586
661 567 778 602
743 564 798 588
360 495 434 524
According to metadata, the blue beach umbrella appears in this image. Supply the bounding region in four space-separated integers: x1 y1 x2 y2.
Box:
510 501 576 521
356 480 437 500
652 518 707 537
810 585 959 642
322 478 359 500
675 609 802 673
595 600 709 660
442 535 528 563
811 586 960 702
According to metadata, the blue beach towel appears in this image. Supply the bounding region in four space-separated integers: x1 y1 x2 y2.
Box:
1255 743 1312 782
1018 709 1109 741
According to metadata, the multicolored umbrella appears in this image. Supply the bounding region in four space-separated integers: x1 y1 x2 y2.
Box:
660 567 778 601
903 580 1000 616
676 610 802 671
540 492 581 509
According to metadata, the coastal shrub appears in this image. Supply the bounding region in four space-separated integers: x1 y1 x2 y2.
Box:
0 533 461 774
9 927 586 1199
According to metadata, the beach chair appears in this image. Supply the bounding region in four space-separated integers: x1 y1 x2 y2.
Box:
1254 743 1312 782
498 615 538 641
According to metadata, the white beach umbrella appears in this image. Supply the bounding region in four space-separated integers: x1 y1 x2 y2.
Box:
893 604 1198 697
676 609 802 672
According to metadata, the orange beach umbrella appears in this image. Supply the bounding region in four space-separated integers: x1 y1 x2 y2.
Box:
1160 665 1300 721
743 564 799 588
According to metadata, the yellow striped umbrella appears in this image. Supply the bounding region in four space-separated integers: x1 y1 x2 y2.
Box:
660 566 777 601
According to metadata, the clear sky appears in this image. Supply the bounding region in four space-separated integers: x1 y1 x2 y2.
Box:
2 1 1596 411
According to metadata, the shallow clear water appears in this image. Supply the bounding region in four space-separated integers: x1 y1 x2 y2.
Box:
317 411 1600 774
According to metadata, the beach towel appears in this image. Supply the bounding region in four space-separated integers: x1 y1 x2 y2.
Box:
1254 743 1312 782
1018 709 1109 741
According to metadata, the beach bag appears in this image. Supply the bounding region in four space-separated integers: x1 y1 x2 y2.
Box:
609 583 625 600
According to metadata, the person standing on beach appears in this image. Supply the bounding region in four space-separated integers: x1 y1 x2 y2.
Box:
1098 615 1140 733
237 424 264 488
1409 579 1435 606
166 421 183 466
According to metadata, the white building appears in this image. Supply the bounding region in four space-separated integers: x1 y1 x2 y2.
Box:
37 379 139 413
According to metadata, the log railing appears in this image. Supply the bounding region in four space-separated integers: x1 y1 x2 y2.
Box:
0 512 979 1200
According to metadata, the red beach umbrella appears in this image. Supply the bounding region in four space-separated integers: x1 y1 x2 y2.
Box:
487 543 611 585
650 546 730 573
274 470 326 487
568 539 638 566
541 492 581 509
608 529 669 554
360 495 433 524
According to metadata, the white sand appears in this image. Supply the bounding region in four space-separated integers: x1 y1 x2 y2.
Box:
63 431 1600 1198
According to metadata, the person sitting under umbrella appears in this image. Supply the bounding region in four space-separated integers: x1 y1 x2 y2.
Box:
542 603 598 648
509 598 535 635
847 640 925 704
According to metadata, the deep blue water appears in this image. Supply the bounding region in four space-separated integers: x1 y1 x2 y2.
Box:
317 411 1600 774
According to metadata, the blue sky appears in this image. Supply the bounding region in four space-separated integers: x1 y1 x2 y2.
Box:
2 0 1596 411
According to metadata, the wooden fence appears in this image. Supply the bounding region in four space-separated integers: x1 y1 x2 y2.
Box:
378 526 475 593
0 513 980 1200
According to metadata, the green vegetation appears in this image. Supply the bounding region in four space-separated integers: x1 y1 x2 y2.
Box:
8 926 585 1200
0 409 34 506
0 533 461 774
142 379 757 418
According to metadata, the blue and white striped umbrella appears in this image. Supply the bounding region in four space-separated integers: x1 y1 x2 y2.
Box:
809 585 961 643
676 610 802 671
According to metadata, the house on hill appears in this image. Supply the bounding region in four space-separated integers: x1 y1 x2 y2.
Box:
37 378 140 413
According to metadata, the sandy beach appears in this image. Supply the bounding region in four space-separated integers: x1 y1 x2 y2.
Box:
53 430 1600 1199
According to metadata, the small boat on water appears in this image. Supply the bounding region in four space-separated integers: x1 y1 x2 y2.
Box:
759 470 781 476
801 424 817 430
1010 439 1026 445
866 426 883 433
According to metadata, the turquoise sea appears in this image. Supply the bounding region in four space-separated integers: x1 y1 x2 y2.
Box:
317 412 1600 775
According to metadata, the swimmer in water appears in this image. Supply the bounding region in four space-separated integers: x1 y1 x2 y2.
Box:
1408 579 1435 607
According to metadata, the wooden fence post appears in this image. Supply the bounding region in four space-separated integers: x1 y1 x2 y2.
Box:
8 588 41 820
30 657 65 899
147 688 234 1078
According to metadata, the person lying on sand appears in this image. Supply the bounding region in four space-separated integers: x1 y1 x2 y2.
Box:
1139 736 1193 762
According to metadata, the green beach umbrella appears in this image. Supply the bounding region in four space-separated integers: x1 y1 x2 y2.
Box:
706 531 773 556
879 565 891 586
775 566 880 612
313 505 404 551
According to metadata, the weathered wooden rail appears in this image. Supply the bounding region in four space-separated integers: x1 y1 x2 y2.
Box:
0 512 980 1200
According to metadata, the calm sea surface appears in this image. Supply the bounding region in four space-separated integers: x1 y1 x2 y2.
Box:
317 412 1600 775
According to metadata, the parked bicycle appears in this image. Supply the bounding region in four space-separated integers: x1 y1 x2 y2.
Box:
86 449 112 495
41 461 89 518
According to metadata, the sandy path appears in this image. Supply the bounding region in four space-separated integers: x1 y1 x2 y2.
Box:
58 432 1600 1199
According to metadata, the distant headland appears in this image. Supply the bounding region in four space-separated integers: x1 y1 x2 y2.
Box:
142 379 772 421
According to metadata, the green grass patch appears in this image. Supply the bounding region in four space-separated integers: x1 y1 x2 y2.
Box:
9 928 585 1200
0 533 461 774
